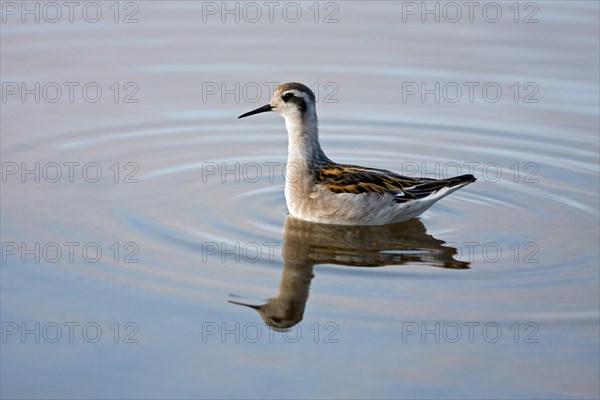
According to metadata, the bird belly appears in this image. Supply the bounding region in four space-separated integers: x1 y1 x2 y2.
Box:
285 184 406 225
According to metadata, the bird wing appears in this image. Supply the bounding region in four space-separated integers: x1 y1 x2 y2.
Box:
315 162 475 203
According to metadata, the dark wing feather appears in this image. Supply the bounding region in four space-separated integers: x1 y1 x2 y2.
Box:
315 162 476 203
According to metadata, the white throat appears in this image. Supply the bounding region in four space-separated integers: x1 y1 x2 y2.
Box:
283 110 327 169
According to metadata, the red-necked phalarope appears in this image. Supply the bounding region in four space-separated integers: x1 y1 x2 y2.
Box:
238 82 476 225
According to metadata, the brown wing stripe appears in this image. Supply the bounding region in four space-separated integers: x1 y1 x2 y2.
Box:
315 162 476 201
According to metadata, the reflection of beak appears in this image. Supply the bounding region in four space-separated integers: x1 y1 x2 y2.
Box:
238 104 273 119
228 299 261 310
228 294 262 310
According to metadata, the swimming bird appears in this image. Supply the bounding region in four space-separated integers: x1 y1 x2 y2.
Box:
238 82 476 225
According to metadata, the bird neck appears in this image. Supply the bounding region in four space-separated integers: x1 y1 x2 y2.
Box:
284 111 328 171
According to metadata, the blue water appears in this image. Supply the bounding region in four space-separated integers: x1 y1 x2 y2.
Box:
1 1 599 399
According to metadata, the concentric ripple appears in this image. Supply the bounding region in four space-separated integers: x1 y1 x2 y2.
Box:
4 112 596 303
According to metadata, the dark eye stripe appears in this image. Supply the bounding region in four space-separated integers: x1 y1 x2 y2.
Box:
289 96 307 112
281 92 307 111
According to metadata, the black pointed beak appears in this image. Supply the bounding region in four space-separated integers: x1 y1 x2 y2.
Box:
238 104 273 119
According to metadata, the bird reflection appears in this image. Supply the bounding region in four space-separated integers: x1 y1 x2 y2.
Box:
229 216 469 330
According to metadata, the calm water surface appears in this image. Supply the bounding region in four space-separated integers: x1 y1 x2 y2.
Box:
1 2 599 399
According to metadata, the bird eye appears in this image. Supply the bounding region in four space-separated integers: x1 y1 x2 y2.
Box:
282 93 294 102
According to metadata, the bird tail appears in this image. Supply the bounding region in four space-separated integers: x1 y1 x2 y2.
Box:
407 174 476 200
446 174 477 187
